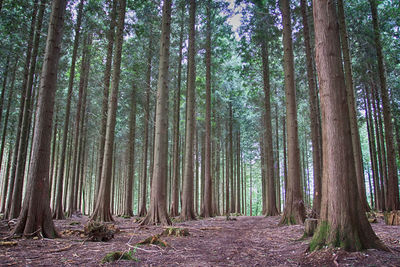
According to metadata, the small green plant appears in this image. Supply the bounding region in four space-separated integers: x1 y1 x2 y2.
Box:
101 248 138 263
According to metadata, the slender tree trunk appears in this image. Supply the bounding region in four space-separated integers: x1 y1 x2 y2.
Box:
249 164 252 216
5 0 39 218
91 0 126 222
203 0 213 218
279 0 305 225
0 56 10 128
140 0 172 225
139 33 153 217
275 88 281 213
300 0 322 217
96 0 116 197
53 0 85 219
123 82 137 216
170 3 185 217
369 0 399 211
282 115 287 206
11 0 66 238
337 0 370 212
229 104 235 213
310 0 386 251
261 41 278 216
180 0 197 221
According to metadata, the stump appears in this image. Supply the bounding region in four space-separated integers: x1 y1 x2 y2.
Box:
384 211 400 225
304 218 318 237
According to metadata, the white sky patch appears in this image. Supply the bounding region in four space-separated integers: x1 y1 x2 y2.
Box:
223 0 244 40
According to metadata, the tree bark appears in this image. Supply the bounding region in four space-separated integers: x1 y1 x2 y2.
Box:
369 0 399 211
140 0 172 225
11 0 67 238
123 82 137 216
91 0 126 222
279 0 305 225
310 0 387 251
180 0 197 221
261 41 279 216
53 0 85 220
96 0 116 197
300 0 322 217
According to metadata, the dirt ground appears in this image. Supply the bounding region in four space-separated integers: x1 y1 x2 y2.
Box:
1 214 400 266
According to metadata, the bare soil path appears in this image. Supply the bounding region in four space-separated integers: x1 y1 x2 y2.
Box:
1 215 399 266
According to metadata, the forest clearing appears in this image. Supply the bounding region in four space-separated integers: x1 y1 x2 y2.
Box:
1 0 400 266
1 215 400 266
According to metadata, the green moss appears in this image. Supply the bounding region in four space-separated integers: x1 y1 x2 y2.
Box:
280 215 296 225
101 249 138 263
309 221 330 251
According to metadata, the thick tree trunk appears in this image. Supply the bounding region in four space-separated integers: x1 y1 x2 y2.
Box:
53 0 85 220
123 82 137 217
11 0 66 238
261 41 279 216
300 0 322 217
279 0 305 225
310 0 387 251
96 0 116 197
180 0 197 221
139 0 172 225
369 0 399 211
91 0 126 222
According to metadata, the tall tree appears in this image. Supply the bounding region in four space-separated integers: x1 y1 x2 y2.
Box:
11 0 67 238
96 0 116 197
53 0 85 219
279 0 305 225
123 82 137 217
369 0 399 211
299 0 322 216
170 2 185 217
91 0 126 222
139 0 172 225
261 40 278 216
309 0 387 251
202 0 213 218
337 0 370 212
181 0 197 221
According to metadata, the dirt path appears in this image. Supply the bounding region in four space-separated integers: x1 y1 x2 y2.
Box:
1 215 400 266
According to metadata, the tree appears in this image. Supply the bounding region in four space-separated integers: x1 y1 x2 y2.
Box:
91 0 126 222
11 0 67 238
139 0 172 225
181 0 197 221
53 0 85 219
309 0 387 251
202 0 213 218
279 0 306 225
299 0 322 217
369 0 399 211
261 40 279 216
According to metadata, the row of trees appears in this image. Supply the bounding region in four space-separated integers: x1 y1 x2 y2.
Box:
0 0 398 251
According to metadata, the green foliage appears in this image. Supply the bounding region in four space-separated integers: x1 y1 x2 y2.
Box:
101 249 138 263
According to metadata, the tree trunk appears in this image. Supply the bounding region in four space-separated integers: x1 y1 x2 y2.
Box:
279 0 305 225
369 0 399 211
180 0 197 221
5 0 39 219
140 0 172 225
261 41 278 216
170 2 185 217
11 0 67 238
53 0 85 220
91 0 126 222
309 0 387 251
96 0 116 198
337 0 370 212
300 0 322 217
123 82 137 216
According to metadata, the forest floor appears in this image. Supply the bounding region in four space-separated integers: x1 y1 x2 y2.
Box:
1 214 400 266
